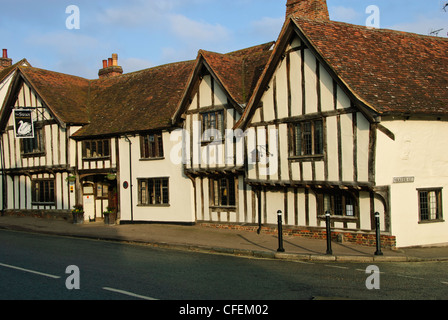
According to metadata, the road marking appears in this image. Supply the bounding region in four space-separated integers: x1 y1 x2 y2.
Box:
355 269 386 274
325 265 349 270
396 274 425 280
102 287 158 300
0 262 61 279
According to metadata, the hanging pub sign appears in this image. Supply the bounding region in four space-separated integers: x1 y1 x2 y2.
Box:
13 109 34 139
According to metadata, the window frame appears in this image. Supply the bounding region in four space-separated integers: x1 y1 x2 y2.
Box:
140 132 164 160
209 176 236 209
138 178 170 206
201 110 224 143
21 125 45 157
82 139 111 160
317 190 358 219
418 188 444 223
289 118 324 160
31 179 55 205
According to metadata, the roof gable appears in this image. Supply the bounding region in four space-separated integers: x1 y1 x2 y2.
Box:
293 17 448 116
172 42 274 125
237 16 448 129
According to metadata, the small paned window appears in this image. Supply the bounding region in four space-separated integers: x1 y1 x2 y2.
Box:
82 139 111 159
32 179 55 204
21 127 44 156
141 133 164 159
138 178 169 206
202 111 224 142
321 191 356 217
210 177 236 207
291 119 324 157
419 189 443 222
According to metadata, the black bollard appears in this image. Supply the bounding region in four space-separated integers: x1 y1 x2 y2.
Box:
277 210 285 253
375 212 383 256
325 211 333 255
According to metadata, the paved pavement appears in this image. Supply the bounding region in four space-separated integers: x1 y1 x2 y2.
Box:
0 215 447 263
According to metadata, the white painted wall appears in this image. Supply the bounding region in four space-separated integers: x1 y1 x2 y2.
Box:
376 119 448 247
119 132 195 223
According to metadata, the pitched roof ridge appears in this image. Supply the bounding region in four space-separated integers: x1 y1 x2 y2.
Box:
293 16 448 42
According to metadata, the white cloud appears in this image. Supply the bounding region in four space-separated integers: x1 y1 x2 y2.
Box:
26 31 103 55
168 14 230 44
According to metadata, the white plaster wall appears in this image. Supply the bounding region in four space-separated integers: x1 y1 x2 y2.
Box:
376 120 448 247
119 132 195 223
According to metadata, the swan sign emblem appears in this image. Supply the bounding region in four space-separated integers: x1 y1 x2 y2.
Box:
13 109 34 139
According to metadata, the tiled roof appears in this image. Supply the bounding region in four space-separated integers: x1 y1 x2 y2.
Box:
172 42 274 124
0 59 30 84
294 17 448 116
200 42 274 105
73 60 195 138
19 67 90 125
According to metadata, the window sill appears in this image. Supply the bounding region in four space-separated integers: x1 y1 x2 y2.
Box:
418 219 445 224
137 204 170 208
22 152 46 159
140 157 165 161
318 215 358 221
289 154 324 162
201 139 224 146
32 202 56 206
82 157 111 161
209 206 237 212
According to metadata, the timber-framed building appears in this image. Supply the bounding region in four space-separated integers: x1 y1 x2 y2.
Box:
1 0 448 248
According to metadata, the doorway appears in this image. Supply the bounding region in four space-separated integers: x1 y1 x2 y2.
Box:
81 175 117 222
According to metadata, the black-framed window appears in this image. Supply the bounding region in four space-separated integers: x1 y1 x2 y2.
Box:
138 178 169 206
82 139 110 159
319 190 356 217
418 188 443 222
140 133 164 159
32 179 55 204
290 119 324 157
21 126 45 156
210 177 236 207
202 110 224 142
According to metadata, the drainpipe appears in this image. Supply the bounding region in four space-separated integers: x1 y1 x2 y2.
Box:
0 137 5 215
257 188 262 234
124 135 133 222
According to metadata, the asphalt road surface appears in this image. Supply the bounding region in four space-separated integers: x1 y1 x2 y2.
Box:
0 229 447 304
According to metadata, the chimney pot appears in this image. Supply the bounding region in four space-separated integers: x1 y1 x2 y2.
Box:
2 49 7 59
99 53 123 79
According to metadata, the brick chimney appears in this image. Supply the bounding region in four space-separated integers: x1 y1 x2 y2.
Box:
286 0 330 20
0 49 13 71
98 53 123 78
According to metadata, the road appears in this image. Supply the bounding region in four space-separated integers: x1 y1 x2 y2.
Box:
0 229 447 305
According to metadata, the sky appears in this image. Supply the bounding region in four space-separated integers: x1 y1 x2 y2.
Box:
1 0 447 79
